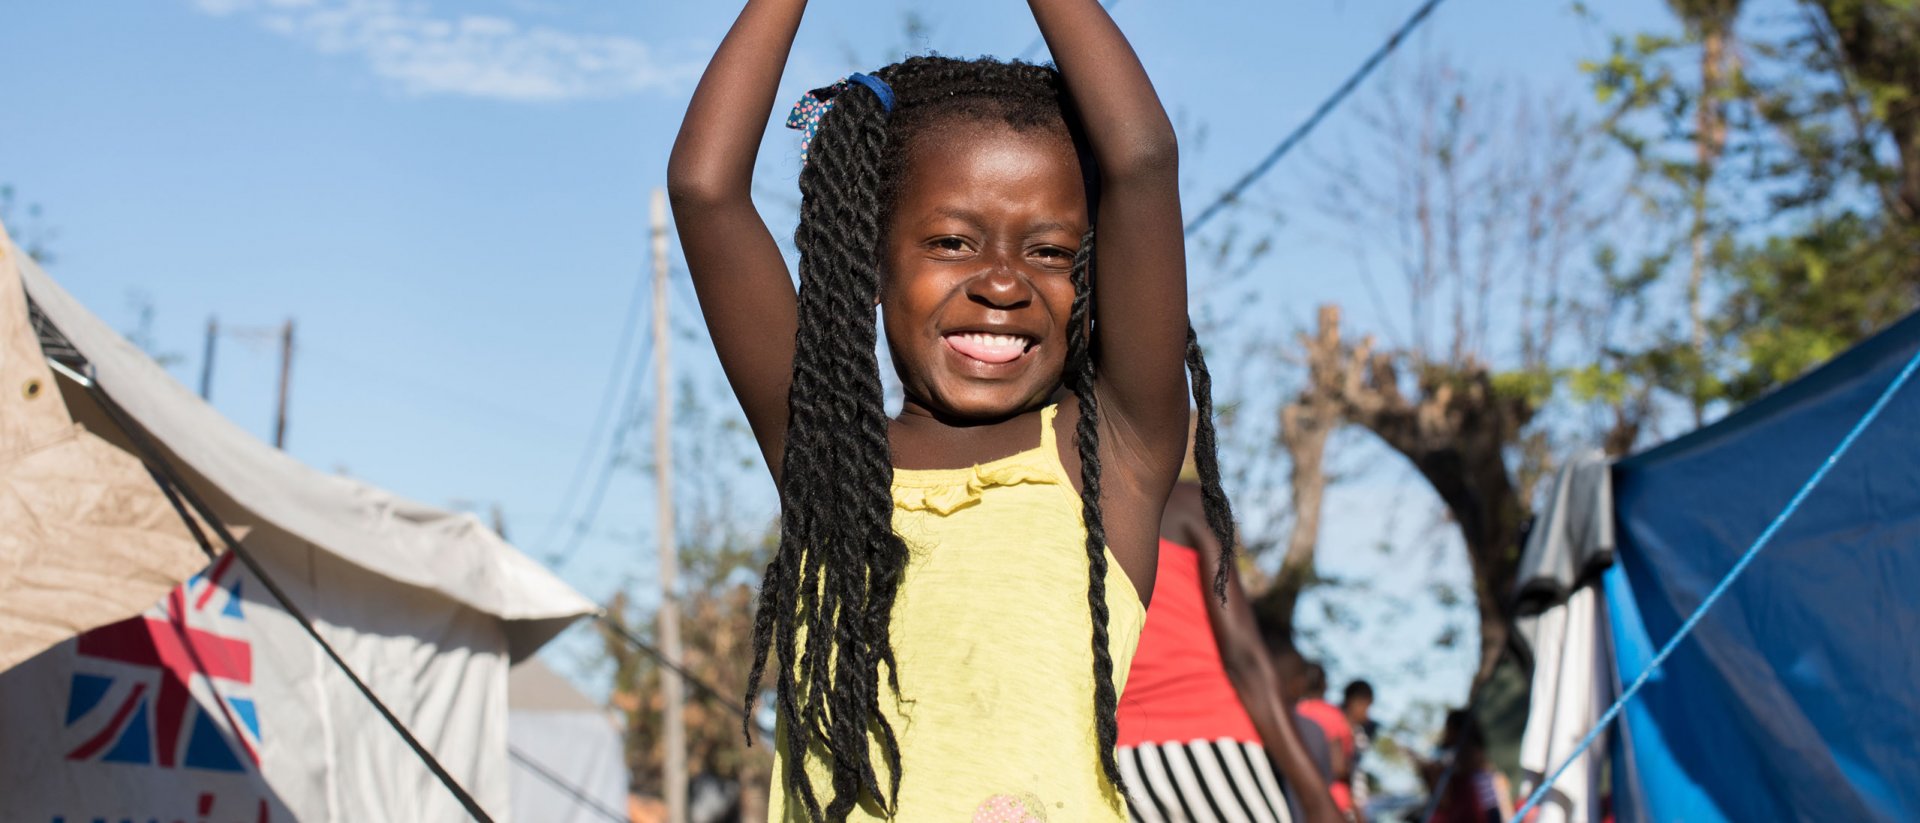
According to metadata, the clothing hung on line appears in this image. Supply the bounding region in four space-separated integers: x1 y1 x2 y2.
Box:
1115 538 1298 823
768 404 1146 822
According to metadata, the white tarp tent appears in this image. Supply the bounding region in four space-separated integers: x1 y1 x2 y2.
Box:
508 657 631 823
1513 452 1617 823
0 222 597 822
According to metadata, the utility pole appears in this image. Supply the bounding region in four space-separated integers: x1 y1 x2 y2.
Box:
274 318 294 449
652 188 686 823
199 316 218 401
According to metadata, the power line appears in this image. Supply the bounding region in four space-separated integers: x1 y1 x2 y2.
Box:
534 270 657 554
547 306 657 570
1184 0 1449 236
299 343 579 437
509 746 630 823
595 612 774 738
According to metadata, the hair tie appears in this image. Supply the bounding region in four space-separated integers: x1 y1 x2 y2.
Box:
786 72 895 166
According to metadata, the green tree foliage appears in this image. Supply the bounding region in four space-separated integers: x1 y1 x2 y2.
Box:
1587 1 1920 413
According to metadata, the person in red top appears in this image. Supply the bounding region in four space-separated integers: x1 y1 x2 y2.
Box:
1294 663 1358 817
1116 461 1340 823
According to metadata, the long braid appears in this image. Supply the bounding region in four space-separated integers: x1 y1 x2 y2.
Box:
744 79 904 822
1064 228 1128 792
1184 326 1239 601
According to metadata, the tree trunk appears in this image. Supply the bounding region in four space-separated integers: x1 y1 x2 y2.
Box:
1256 306 1344 642
1408 453 1528 686
1688 22 1732 425
1286 305 1534 692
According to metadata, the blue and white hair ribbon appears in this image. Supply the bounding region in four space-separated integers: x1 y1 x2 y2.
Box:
785 72 895 166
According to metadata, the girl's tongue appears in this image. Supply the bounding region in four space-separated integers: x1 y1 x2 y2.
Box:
945 332 1030 364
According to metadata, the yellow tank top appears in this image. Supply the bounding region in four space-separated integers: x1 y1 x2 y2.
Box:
769 405 1147 822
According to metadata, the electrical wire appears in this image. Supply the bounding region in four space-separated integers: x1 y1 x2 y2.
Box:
1184 0 1450 236
509 746 630 823
595 612 774 739
547 306 656 571
534 271 656 555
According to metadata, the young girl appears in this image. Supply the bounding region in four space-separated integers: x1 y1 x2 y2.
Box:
669 1 1237 819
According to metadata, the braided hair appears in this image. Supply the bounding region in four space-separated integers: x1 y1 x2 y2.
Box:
745 55 1238 821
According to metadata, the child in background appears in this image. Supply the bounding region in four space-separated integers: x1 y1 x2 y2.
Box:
668 0 1238 820
1116 450 1342 823
1343 680 1377 820
1296 663 1357 816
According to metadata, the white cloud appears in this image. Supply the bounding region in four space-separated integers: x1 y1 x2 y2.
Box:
190 0 699 102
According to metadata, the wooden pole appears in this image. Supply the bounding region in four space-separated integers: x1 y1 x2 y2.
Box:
652 188 687 822
199 316 218 401
274 319 294 449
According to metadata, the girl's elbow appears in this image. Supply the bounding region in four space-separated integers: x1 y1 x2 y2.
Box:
665 153 743 210
1219 643 1263 683
1104 128 1179 181
665 167 725 211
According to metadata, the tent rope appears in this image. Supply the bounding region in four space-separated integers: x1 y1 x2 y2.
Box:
1513 343 1920 821
44 354 499 823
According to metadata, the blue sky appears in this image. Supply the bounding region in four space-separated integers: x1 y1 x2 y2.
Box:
4 0 1676 760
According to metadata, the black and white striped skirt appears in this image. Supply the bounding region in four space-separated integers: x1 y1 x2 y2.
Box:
1117 739 1295 823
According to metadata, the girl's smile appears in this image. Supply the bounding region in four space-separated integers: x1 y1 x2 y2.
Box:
883 121 1090 421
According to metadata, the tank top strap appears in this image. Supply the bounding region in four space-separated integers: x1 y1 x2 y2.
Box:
1035 403 1076 488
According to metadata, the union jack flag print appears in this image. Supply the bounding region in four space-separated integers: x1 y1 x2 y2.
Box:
61 551 262 772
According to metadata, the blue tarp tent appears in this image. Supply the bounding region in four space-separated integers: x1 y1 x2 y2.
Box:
1605 310 1920 822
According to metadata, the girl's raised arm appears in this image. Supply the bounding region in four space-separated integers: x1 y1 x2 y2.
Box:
666 0 807 475
1030 0 1191 454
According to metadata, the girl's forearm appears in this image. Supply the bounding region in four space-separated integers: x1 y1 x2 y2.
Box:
1027 0 1177 178
668 0 809 206
1026 0 1189 430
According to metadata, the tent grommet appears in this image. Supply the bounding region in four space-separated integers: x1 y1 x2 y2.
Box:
21 378 42 400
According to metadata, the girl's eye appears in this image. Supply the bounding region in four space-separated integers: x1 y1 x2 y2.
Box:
930 236 970 254
1031 246 1074 269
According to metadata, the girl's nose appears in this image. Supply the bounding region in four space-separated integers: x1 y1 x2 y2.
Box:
966 255 1034 310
